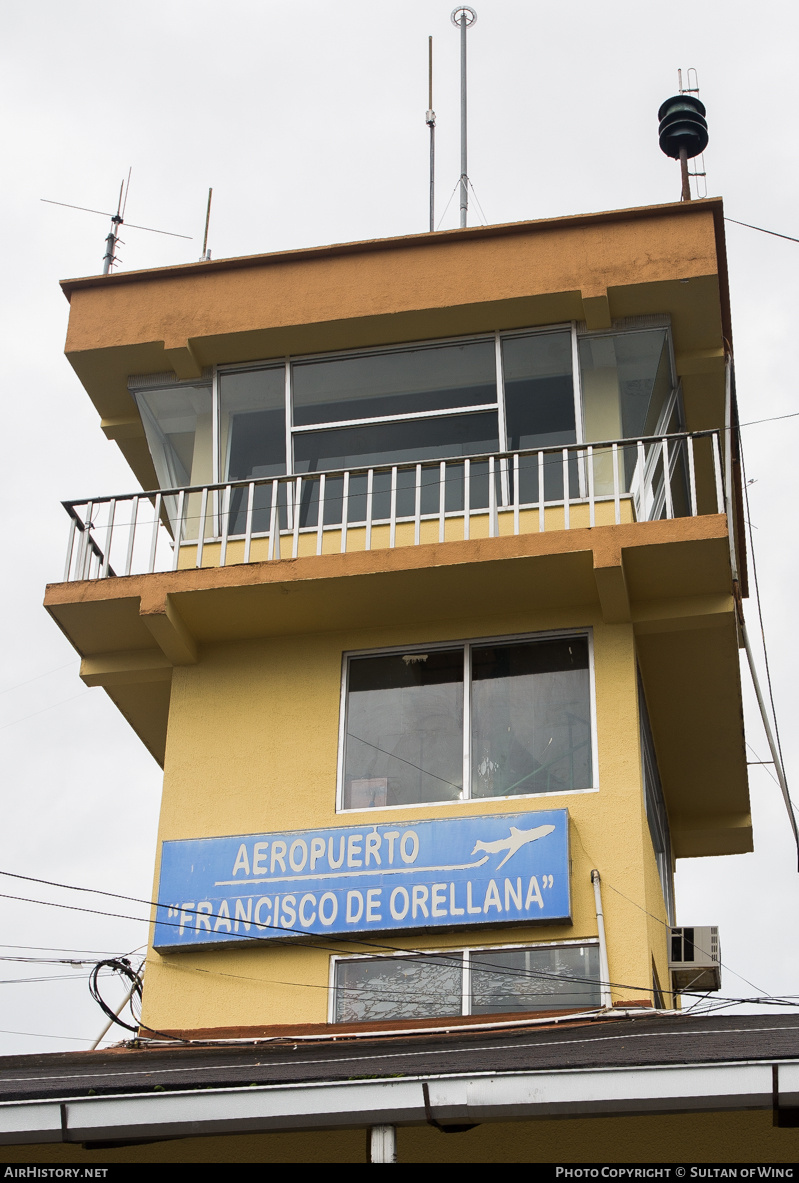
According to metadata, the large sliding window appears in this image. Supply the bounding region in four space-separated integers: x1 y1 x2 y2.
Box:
131 318 681 528
332 941 601 1023
339 632 595 811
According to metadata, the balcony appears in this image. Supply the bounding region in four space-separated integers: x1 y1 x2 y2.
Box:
61 429 725 582
45 424 746 856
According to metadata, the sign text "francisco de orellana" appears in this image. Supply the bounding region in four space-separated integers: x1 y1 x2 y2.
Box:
154 809 570 949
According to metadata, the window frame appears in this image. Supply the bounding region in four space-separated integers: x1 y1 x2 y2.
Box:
213 317 675 481
132 318 677 508
335 627 598 814
130 318 680 546
327 936 601 1023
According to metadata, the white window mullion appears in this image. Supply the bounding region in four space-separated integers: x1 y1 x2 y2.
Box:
211 364 220 533
285 357 293 476
571 321 585 444
571 321 587 500
211 365 220 485
495 331 509 506
462 949 471 1016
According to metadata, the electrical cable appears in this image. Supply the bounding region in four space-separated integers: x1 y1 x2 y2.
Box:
0 661 75 698
568 823 769 997
747 741 799 812
0 882 612 999
740 439 788 773
1 874 793 1034
0 942 126 955
0 973 109 985
0 1027 96 1044
0 837 784 1011
88 959 143 1034
0 689 92 733
725 217 799 245
86 956 176 1043
5 880 794 1021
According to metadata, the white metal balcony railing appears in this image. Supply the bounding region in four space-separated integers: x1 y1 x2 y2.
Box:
61 430 726 583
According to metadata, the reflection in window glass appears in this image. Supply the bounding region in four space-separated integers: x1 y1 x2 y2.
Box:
334 954 463 1023
220 368 286 535
135 383 213 539
333 944 600 1023
503 332 576 506
220 367 286 481
471 638 592 799
579 329 674 496
293 340 496 426
343 651 463 809
136 384 213 490
470 944 600 1013
294 412 499 473
134 326 682 525
342 635 593 810
503 332 575 450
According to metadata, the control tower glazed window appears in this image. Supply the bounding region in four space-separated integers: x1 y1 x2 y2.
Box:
338 632 595 812
129 318 680 523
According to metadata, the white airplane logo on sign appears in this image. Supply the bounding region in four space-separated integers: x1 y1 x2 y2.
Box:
471 823 556 870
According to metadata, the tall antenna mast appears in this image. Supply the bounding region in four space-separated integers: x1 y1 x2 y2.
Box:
452 6 476 229
426 37 436 233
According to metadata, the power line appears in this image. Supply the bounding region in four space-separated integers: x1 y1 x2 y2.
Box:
741 437 789 777
0 1027 95 1044
0 661 75 698
0 689 92 733
569 823 768 997
0 871 682 1006
0 868 790 1017
0 942 125 955
725 217 799 245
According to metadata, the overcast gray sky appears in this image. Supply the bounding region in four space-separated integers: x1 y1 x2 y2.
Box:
1 0 798 1055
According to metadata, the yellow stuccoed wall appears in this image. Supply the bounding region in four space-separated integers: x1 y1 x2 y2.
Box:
140 602 672 1034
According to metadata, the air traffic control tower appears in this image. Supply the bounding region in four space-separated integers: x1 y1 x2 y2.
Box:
46 198 747 1039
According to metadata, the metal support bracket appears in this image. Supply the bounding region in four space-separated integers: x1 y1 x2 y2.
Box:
422 1081 479 1133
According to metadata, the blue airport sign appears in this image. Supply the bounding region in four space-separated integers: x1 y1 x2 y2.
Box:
153 809 570 950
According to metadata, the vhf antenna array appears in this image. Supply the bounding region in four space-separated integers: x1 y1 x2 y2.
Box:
42 170 193 274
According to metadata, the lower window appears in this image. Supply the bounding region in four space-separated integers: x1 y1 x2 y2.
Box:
340 632 594 810
332 942 600 1023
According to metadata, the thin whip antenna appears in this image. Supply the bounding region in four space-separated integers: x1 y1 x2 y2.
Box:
120 167 132 219
201 188 213 260
103 168 133 276
451 7 476 229
426 38 436 232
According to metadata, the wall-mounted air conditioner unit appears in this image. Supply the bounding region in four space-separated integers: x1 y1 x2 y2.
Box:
668 926 721 993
